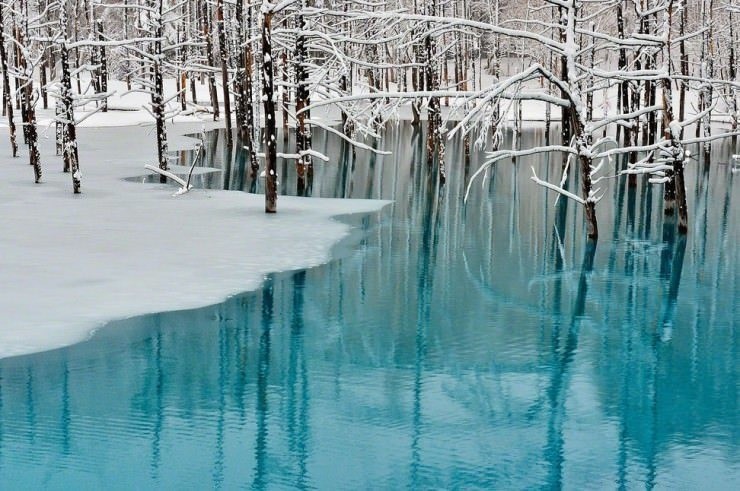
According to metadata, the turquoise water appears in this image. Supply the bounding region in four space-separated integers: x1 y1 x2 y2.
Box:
1 124 738 489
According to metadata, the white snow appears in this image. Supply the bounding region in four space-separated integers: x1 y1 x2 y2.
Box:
0 122 389 359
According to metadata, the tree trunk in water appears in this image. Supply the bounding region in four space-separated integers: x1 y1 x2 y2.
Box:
201 1 219 120
559 6 571 167
232 1 247 138
295 4 312 194
244 4 259 177
424 0 445 183
678 0 688 139
617 1 629 145
661 2 688 232
216 0 232 150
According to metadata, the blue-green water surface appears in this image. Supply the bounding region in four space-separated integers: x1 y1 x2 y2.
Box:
0 124 738 489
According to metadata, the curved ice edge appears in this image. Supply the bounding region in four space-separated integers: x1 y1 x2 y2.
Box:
0 121 392 362
0 201 392 363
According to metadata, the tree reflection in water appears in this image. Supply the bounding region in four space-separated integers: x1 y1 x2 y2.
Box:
0 123 737 489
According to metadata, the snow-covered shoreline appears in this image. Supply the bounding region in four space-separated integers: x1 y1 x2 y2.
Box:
0 121 389 360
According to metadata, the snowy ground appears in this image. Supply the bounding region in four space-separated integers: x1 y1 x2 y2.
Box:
0 121 389 359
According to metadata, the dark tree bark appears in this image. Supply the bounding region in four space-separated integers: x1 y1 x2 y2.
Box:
233 0 248 138
244 3 259 176
216 0 232 149
617 1 629 145
97 19 108 112
0 3 18 157
423 0 445 183
262 10 277 213
281 16 289 133
150 0 168 182
660 1 688 232
59 0 81 193
410 0 421 125
678 0 688 138
16 2 41 183
558 6 571 166
200 0 219 120
295 1 313 194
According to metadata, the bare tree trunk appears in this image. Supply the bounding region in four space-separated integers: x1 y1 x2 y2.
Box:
262 10 277 213
678 0 688 138
0 3 18 157
59 0 80 193
124 0 131 90
216 0 232 149
151 0 168 182
201 0 219 120
617 1 630 145
17 2 41 183
410 0 421 125
424 0 445 183
558 6 571 167
730 11 738 148
281 17 289 132
233 0 248 137
702 0 714 163
244 3 259 176
97 19 108 112
295 1 312 194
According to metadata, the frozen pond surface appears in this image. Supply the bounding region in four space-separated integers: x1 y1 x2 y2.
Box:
0 124 738 488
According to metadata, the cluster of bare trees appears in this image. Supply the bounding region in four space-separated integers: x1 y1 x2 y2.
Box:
1 0 737 238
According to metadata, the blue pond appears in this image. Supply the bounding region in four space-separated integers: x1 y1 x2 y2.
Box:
0 124 738 489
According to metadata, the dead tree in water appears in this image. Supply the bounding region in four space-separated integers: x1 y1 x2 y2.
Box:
117 0 175 183
150 0 168 182
233 0 248 140
216 0 232 149
199 0 219 120
244 2 259 176
295 0 312 193
424 0 445 183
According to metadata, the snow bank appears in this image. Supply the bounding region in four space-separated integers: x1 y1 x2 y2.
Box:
0 123 389 359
